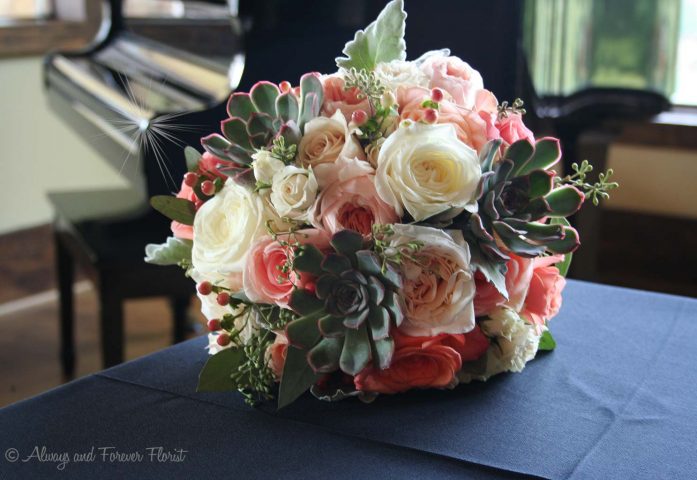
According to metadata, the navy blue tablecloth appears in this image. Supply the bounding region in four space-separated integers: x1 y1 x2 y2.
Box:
1 280 696 479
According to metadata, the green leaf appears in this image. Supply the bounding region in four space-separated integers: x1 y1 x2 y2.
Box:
278 345 320 409
298 73 323 130
480 139 502 173
472 254 508 299
184 146 202 172
367 304 390 340
538 330 557 351
288 288 324 316
547 225 580 255
526 170 555 198
227 92 255 119
285 311 323 349
373 338 394 369
197 348 244 392
275 92 299 123
335 0 407 71
504 139 534 168
545 186 584 217
512 138 561 177
321 253 353 275
150 196 196 225
293 245 325 276
550 218 573 276
144 237 192 266
340 324 372 375
307 336 344 373
220 118 252 151
250 81 280 117
331 230 364 256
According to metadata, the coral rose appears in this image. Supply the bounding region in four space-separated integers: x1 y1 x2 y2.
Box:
243 229 330 308
170 179 200 240
354 327 488 394
521 255 566 326
321 75 371 123
473 253 534 316
496 113 535 146
267 332 289 379
198 151 237 179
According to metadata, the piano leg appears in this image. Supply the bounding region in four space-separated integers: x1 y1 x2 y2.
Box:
98 277 124 369
54 230 76 379
170 295 191 344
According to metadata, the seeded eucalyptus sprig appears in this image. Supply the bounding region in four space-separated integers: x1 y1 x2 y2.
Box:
556 160 618 206
371 224 424 273
497 98 527 119
270 136 297 165
342 67 386 111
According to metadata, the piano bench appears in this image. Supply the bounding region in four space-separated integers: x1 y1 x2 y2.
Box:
48 189 196 378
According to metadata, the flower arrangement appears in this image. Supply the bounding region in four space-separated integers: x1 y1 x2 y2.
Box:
146 0 617 408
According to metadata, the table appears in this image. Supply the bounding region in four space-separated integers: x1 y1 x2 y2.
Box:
1 280 696 479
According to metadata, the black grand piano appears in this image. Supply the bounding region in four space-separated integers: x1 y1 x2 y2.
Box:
44 0 528 377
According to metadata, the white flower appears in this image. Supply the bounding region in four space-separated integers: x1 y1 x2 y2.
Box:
481 307 541 376
374 59 429 91
270 165 318 220
375 122 481 221
192 180 284 279
206 304 260 354
252 150 284 184
389 224 476 336
297 110 365 187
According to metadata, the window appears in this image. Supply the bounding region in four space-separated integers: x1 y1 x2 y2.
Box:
0 0 53 20
524 0 697 106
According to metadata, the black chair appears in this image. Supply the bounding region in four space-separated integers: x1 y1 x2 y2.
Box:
44 0 243 376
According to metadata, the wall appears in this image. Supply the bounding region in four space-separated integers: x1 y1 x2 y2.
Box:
0 56 127 234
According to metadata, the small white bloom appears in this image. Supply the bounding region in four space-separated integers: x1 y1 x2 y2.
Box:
375 60 430 91
252 150 284 184
270 165 318 220
481 308 541 376
375 122 482 221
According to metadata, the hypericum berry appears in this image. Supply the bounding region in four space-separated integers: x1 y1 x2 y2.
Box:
279 81 292 93
351 109 368 126
183 172 198 187
430 88 444 103
197 281 213 295
201 180 215 196
424 108 439 124
207 319 222 332
216 292 230 306
216 333 231 346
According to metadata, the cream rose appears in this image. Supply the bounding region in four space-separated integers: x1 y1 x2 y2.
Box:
375 122 481 221
192 180 284 279
389 224 476 337
270 165 318 220
297 110 364 186
252 149 284 184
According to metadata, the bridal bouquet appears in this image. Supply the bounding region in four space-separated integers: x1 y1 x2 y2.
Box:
146 0 616 408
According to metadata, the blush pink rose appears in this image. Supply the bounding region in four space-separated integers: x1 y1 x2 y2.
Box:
354 327 489 394
311 160 399 237
321 75 371 123
397 86 489 152
496 113 535 146
243 229 330 308
421 55 484 108
198 152 237 179
474 89 502 142
473 253 534 316
268 332 289 379
521 255 566 326
170 180 202 240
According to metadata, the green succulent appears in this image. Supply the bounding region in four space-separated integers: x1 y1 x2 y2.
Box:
280 230 404 402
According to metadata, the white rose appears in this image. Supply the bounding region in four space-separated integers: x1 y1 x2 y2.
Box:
192 180 284 278
252 149 284 184
375 122 481 221
270 165 318 220
297 110 365 187
375 60 430 91
389 224 476 336
206 304 260 353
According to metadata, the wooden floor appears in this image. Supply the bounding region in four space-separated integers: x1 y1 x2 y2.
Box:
0 225 203 408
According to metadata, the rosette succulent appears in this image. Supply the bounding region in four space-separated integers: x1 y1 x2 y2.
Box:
279 230 405 406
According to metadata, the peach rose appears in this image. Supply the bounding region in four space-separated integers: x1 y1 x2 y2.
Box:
420 55 484 108
473 253 534 316
268 332 289 379
321 75 371 123
521 255 566 326
397 86 489 152
496 113 535 146
310 158 398 237
243 229 330 308
389 225 476 336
